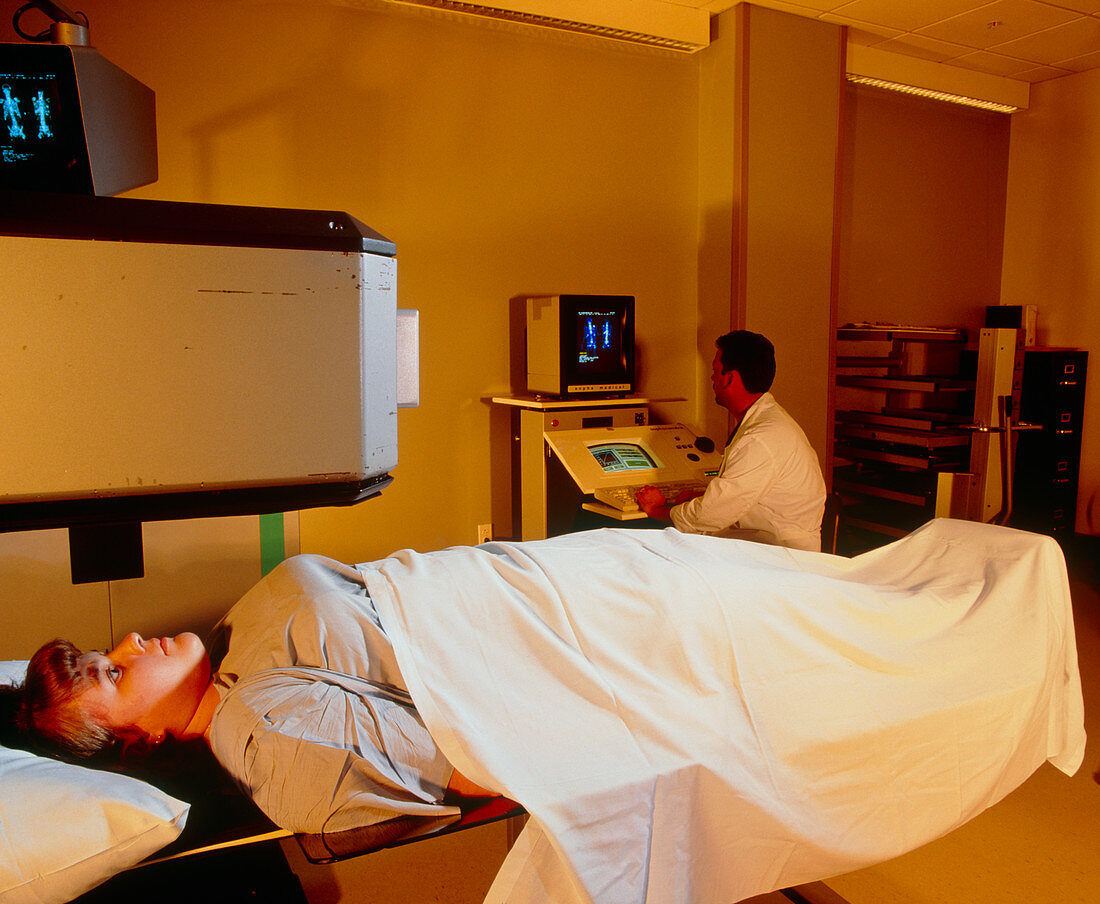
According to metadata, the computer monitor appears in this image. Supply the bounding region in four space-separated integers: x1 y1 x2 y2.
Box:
0 41 156 195
526 294 635 398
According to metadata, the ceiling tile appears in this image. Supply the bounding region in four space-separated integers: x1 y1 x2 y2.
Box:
828 0 992 33
755 0 848 12
842 23 907 43
1040 0 1100 12
678 0 840 12
991 15 1100 63
688 2 738 12
660 0 1100 77
872 31 973 61
917 0 1080 49
1013 62 1078 79
1058 46 1100 67
743 0 835 17
951 48 1045 75
820 11 904 35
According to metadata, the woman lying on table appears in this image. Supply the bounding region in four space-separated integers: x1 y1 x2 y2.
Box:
2 555 494 834
0 521 1088 904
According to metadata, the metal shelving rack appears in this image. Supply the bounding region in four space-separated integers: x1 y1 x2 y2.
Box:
833 325 974 546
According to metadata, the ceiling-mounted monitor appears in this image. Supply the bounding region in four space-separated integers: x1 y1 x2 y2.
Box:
0 41 156 195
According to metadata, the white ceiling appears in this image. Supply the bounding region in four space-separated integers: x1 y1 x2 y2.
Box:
673 0 1100 82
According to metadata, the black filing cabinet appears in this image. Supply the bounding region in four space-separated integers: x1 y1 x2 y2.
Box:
1012 348 1088 540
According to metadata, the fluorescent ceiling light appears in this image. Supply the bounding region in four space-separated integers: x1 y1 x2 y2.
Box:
383 0 710 52
845 46 1027 113
847 74 1018 114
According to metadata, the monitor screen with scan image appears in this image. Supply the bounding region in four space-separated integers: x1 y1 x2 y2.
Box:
574 307 624 373
0 44 93 193
0 41 156 195
588 442 658 473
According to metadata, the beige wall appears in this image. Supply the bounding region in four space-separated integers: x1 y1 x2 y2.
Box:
738 6 841 465
838 85 1010 338
1001 68 1100 536
696 10 740 444
696 5 840 460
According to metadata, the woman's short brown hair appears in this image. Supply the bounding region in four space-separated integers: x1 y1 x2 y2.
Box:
12 639 117 759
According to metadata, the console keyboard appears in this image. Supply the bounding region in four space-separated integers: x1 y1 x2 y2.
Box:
593 480 708 513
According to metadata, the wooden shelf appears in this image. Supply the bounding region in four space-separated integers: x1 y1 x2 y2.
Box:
833 464 936 507
836 374 973 393
834 441 967 471
835 421 969 450
880 407 972 427
837 325 966 342
832 325 971 549
836 355 898 368
837 409 969 432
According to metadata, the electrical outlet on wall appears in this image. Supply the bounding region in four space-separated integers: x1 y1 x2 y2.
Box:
477 523 493 544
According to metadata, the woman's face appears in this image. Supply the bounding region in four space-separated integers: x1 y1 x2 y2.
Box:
76 632 211 743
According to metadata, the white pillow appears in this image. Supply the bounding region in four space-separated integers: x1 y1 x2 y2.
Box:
0 661 190 904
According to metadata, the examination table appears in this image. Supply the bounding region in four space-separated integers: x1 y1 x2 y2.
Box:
0 518 1084 904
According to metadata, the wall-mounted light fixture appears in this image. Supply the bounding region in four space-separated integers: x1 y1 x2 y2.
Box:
846 44 1028 114
846 73 1019 114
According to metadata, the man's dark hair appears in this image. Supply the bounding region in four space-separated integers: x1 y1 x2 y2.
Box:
715 331 775 393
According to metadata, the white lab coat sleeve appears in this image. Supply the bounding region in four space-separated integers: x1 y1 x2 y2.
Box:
671 433 773 534
208 666 457 834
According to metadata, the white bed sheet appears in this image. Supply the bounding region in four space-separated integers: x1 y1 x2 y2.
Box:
363 519 1085 904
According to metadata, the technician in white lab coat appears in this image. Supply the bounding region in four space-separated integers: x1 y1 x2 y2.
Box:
636 330 826 551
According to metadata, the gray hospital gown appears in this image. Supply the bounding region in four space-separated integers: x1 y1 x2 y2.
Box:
205 555 456 834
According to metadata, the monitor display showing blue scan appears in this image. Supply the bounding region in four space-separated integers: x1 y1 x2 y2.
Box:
1 44 93 193
526 294 635 397
588 442 658 472
575 307 624 373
